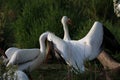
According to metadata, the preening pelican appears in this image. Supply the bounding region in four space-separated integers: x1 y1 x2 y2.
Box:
6 32 49 72
47 21 103 73
3 70 30 80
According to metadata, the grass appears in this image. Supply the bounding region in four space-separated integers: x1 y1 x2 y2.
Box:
0 59 17 80
30 62 120 80
32 68 67 80
0 62 120 80
0 61 120 80
0 0 120 79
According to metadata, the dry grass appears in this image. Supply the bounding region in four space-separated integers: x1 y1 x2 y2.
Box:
31 63 120 80
0 59 120 80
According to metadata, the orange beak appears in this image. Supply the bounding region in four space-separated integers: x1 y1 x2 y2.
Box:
67 18 75 28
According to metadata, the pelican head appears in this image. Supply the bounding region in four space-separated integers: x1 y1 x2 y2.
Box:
61 16 72 25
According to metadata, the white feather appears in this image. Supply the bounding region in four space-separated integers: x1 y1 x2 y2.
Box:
3 70 29 80
47 21 103 73
14 70 29 80
6 32 49 72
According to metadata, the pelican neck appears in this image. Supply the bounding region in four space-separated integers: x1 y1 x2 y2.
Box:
39 32 48 53
63 23 70 40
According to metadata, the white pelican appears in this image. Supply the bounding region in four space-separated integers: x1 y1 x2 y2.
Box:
3 70 30 80
61 16 120 54
46 16 72 63
47 16 74 65
51 16 72 60
6 32 50 72
62 16 120 53
47 21 103 73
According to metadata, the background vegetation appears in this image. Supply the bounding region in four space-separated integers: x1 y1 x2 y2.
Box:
1 0 120 49
0 0 120 79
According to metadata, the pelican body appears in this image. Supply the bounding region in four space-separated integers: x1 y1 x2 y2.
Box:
47 21 103 72
6 32 49 72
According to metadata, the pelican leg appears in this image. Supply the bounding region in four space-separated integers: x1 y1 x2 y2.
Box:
67 66 73 80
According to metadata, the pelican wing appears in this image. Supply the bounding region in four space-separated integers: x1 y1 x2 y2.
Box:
7 49 40 66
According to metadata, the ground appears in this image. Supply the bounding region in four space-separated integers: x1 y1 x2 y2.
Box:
31 63 120 80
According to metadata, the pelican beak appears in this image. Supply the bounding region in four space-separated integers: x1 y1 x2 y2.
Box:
67 18 75 28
